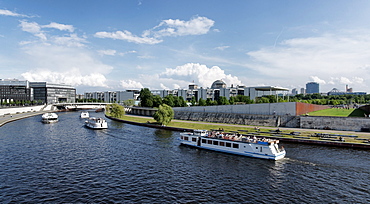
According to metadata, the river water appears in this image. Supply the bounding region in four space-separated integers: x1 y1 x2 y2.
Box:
0 111 369 203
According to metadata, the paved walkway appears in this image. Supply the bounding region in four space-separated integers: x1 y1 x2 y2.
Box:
125 114 370 137
0 111 49 127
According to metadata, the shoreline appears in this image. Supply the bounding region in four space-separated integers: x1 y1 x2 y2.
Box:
106 114 370 150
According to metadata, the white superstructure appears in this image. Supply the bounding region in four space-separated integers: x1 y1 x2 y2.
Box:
85 117 108 129
80 111 89 118
180 130 286 160
41 113 58 123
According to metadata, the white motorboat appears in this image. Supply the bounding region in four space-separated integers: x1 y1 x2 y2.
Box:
41 113 58 123
85 117 108 129
179 129 286 160
80 111 89 118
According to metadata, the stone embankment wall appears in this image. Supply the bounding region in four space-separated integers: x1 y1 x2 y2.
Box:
174 111 370 131
174 111 301 128
173 102 297 115
0 105 46 116
300 116 370 132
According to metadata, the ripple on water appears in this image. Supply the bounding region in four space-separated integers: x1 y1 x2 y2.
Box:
0 112 369 203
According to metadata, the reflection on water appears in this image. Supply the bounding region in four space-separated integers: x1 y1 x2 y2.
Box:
0 111 369 203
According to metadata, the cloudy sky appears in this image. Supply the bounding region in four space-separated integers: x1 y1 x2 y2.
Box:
1 0 370 94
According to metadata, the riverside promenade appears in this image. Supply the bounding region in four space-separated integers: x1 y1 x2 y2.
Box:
107 114 370 149
0 105 55 127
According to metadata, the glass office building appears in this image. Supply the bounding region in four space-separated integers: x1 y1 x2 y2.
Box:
30 82 76 104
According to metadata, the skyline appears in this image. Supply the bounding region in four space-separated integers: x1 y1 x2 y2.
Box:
1 1 370 94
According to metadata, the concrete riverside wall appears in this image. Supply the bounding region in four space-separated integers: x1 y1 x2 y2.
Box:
0 105 45 116
174 111 299 127
300 116 370 132
173 102 297 116
174 111 370 131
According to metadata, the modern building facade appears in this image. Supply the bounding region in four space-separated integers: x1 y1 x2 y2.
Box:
84 90 140 103
29 82 76 104
0 79 32 104
84 80 290 103
306 82 319 94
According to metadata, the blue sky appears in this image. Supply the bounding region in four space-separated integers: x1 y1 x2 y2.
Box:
1 0 370 94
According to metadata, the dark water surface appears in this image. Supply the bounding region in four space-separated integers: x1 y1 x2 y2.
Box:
0 111 369 203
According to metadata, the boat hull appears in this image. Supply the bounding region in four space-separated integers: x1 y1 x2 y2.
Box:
41 113 58 124
84 117 108 129
180 131 286 160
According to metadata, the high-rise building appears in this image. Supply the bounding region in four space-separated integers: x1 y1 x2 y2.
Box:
306 82 319 94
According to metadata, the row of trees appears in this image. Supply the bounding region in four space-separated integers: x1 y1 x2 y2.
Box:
139 88 188 108
139 88 370 108
0 100 44 107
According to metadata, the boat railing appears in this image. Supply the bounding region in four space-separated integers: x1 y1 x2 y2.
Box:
204 131 279 145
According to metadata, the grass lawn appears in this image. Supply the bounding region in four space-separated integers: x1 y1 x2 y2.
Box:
307 108 366 117
111 114 370 144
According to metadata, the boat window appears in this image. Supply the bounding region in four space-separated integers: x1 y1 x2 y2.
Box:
202 139 206 143
207 140 212 144
181 136 183 140
260 147 263 152
233 143 239 148
192 137 197 142
219 142 225 146
256 147 258 149
213 141 219 145
226 142 231 147
184 136 189 141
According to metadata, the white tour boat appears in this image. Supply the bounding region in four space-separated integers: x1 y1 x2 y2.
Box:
179 129 286 160
85 117 108 129
80 111 89 118
41 112 59 123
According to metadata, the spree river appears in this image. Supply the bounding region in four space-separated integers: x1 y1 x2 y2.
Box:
0 111 369 203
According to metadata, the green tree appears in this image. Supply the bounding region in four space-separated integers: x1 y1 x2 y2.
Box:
107 103 125 118
190 96 197 106
163 95 175 107
139 88 154 107
198 98 206 106
152 95 163 107
177 96 187 107
123 99 135 106
217 96 230 105
153 104 174 126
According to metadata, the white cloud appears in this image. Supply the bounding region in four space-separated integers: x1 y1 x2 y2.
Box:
159 63 242 89
310 76 326 84
94 30 162 44
19 20 41 34
120 80 144 89
94 16 214 44
0 9 29 17
328 76 364 85
42 22 74 32
246 30 370 91
20 43 112 88
214 46 230 51
151 16 215 37
19 20 82 45
52 34 87 47
98 49 117 56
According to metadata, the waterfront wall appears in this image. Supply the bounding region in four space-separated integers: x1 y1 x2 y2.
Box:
173 102 297 115
173 102 328 116
0 105 46 116
174 111 300 128
300 116 370 132
173 111 370 132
